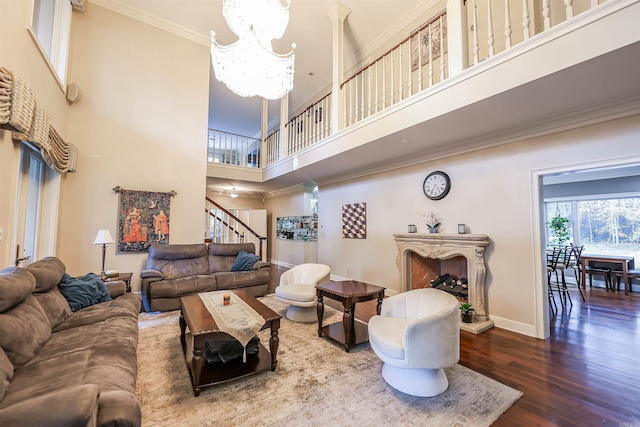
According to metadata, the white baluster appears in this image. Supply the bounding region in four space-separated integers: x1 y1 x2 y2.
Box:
439 15 445 82
543 0 551 30
399 44 404 101
472 0 480 65
367 67 372 117
418 29 423 92
565 0 574 19
522 0 530 40
487 0 495 57
325 95 330 137
504 0 511 49
390 48 395 105
360 73 364 121
375 61 379 113
428 24 434 86
382 56 386 109
407 37 413 96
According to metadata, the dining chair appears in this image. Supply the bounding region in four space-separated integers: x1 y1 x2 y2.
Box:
611 269 640 293
548 246 573 308
546 249 559 314
562 244 585 302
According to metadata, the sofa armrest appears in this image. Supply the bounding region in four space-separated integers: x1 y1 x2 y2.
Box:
105 280 126 298
0 384 99 427
140 269 165 279
253 261 271 270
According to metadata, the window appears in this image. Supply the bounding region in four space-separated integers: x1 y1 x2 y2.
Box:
545 197 640 260
30 0 72 85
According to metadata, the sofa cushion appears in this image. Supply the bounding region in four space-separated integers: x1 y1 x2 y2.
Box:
147 244 209 279
58 273 112 312
215 269 270 290
0 267 36 312
0 348 13 402
0 294 51 369
149 275 217 298
231 251 260 272
25 257 66 293
32 287 72 329
52 293 141 332
209 242 256 273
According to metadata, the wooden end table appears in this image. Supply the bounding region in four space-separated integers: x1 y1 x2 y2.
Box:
179 290 281 396
105 272 132 293
316 280 385 352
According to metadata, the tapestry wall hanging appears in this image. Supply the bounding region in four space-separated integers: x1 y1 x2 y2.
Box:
410 14 448 72
113 187 176 253
342 202 366 239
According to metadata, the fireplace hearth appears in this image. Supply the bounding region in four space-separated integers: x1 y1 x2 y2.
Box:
394 233 494 334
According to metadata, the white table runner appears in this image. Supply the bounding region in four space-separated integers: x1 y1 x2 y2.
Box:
199 291 266 362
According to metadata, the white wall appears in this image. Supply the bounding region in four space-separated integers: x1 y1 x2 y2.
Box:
0 1 70 267
317 114 640 337
59 5 209 289
264 189 318 266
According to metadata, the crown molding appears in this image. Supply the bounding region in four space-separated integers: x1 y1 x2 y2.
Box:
91 0 209 45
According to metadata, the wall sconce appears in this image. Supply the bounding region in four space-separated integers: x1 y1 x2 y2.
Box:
93 229 115 280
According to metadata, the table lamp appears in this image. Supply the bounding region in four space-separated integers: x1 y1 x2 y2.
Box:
93 229 115 280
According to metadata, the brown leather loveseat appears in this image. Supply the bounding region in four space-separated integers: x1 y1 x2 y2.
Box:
140 242 270 312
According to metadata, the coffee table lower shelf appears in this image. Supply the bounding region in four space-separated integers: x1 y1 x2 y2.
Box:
182 332 272 396
320 321 370 348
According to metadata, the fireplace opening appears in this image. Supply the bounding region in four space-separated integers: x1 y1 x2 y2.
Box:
410 253 468 301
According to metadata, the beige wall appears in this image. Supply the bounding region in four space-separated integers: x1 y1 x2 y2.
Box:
316 114 640 336
59 5 209 289
0 1 70 267
264 189 318 266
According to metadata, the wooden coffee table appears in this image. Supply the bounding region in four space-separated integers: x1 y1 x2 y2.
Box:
179 290 281 396
316 280 385 352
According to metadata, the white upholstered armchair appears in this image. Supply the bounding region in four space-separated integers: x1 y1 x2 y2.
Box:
368 288 460 397
275 263 331 322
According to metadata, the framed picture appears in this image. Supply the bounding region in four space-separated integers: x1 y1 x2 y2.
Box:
411 15 448 72
342 202 366 239
117 189 172 252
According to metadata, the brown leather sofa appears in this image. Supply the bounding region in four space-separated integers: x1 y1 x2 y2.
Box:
140 242 270 312
0 257 142 427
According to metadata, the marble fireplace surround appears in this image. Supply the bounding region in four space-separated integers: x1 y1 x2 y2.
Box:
393 233 494 334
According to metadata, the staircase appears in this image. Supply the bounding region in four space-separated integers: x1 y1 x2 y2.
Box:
205 197 267 260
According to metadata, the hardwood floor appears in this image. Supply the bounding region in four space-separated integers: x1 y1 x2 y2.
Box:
267 265 640 426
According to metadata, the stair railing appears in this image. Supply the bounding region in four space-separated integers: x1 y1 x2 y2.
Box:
205 197 267 260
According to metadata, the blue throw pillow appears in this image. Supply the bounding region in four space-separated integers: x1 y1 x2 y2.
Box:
58 272 112 312
231 251 260 272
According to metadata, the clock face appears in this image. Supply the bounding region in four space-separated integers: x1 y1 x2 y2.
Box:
423 171 451 200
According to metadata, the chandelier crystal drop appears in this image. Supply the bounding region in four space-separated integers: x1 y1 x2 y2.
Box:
211 0 296 100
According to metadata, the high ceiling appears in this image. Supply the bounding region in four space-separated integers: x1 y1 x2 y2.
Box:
102 0 429 137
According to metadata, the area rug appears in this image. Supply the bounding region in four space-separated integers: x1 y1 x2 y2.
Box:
136 294 522 426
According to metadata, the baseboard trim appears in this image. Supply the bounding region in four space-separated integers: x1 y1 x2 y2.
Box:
490 315 537 338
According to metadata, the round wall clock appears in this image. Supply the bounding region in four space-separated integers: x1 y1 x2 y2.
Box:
423 171 451 200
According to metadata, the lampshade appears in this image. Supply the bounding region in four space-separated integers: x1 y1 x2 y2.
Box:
93 229 115 245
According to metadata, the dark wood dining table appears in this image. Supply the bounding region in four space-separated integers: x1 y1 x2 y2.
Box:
580 254 635 295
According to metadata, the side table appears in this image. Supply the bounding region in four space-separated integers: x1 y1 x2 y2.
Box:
316 280 385 352
105 272 133 293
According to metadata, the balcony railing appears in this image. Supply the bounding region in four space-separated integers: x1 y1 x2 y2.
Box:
208 129 261 168
208 0 609 170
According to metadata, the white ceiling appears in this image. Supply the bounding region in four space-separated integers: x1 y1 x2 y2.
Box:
95 1 640 197
103 0 430 137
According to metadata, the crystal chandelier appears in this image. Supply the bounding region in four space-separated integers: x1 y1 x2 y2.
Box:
211 0 296 100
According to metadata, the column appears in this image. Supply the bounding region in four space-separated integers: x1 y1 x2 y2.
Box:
446 0 469 76
327 2 351 134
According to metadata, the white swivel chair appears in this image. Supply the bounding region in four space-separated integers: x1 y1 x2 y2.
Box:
368 288 460 397
275 263 331 322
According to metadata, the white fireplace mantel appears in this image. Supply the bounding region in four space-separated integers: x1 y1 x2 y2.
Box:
393 233 493 334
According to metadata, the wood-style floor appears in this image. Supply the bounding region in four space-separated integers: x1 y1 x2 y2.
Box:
268 265 640 426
